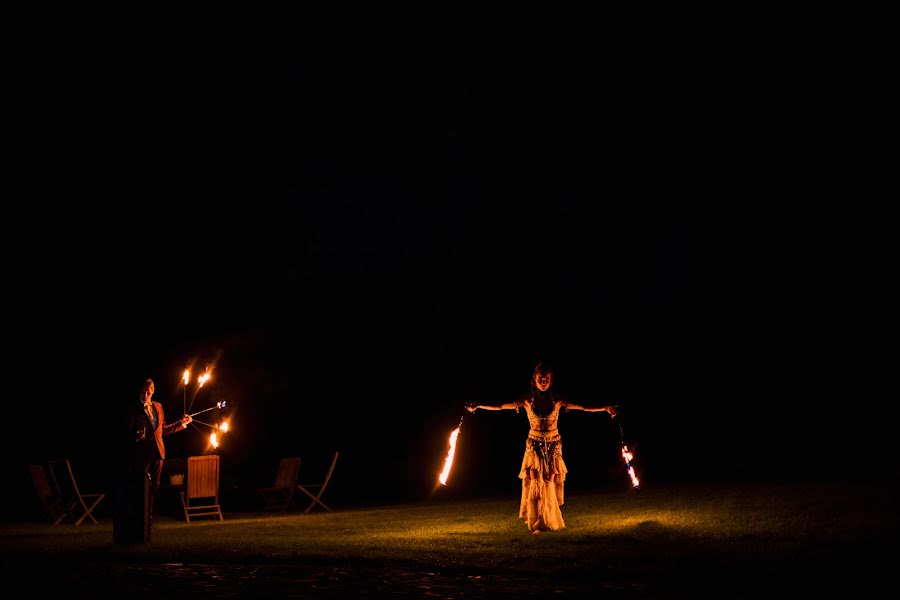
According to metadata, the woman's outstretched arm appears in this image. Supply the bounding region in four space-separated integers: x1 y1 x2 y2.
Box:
565 402 617 417
466 402 519 412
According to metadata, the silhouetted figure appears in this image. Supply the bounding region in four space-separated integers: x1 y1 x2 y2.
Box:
116 377 191 542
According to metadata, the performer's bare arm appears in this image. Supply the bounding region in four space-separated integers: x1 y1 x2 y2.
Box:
466 402 519 412
565 403 617 417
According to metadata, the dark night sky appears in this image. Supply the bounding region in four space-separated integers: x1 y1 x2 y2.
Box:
4 46 893 517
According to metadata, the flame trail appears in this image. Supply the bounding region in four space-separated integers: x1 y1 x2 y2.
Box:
615 417 640 490
621 444 640 489
438 414 465 485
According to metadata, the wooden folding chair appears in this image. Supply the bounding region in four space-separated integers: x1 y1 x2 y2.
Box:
180 455 224 522
257 457 301 512
296 451 339 514
47 458 106 526
28 463 68 525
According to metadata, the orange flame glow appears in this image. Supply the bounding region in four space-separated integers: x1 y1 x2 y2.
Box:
622 445 640 488
183 369 190 385
198 371 211 388
438 426 461 485
210 432 219 448
218 421 229 432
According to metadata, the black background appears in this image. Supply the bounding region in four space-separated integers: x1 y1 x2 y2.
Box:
3 40 892 519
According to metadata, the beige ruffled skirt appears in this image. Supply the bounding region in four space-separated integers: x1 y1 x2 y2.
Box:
518 431 567 532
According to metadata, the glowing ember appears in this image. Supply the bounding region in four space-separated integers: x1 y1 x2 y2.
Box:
438 426 461 485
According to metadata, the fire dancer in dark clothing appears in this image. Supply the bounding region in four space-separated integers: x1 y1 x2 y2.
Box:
126 378 192 519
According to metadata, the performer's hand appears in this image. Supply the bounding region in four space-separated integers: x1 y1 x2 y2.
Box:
135 427 146 442
607 406 618 418
465 402 478 413
181 415 192 427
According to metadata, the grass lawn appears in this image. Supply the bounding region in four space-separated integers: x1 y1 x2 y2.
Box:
2 482 896 597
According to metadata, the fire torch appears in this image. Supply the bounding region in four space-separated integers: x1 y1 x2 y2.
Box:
613 408 640 491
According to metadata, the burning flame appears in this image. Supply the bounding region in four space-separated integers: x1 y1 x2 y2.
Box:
218 421 229 432
198 371 211 388
210 432 219 448
622 445 640 489
438 426 461 485
183 369 190 385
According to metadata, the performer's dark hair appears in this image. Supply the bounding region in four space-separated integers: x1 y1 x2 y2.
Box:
530 361 554 389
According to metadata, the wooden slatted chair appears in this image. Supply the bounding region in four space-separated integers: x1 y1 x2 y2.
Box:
48 458 106 526
28 463 68 525
257 457 301 512
296 451 339 514
180 455 224 522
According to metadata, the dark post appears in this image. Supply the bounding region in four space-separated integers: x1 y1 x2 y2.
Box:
113 471 151 544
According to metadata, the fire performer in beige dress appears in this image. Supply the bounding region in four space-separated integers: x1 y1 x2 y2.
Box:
466 362 616 534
